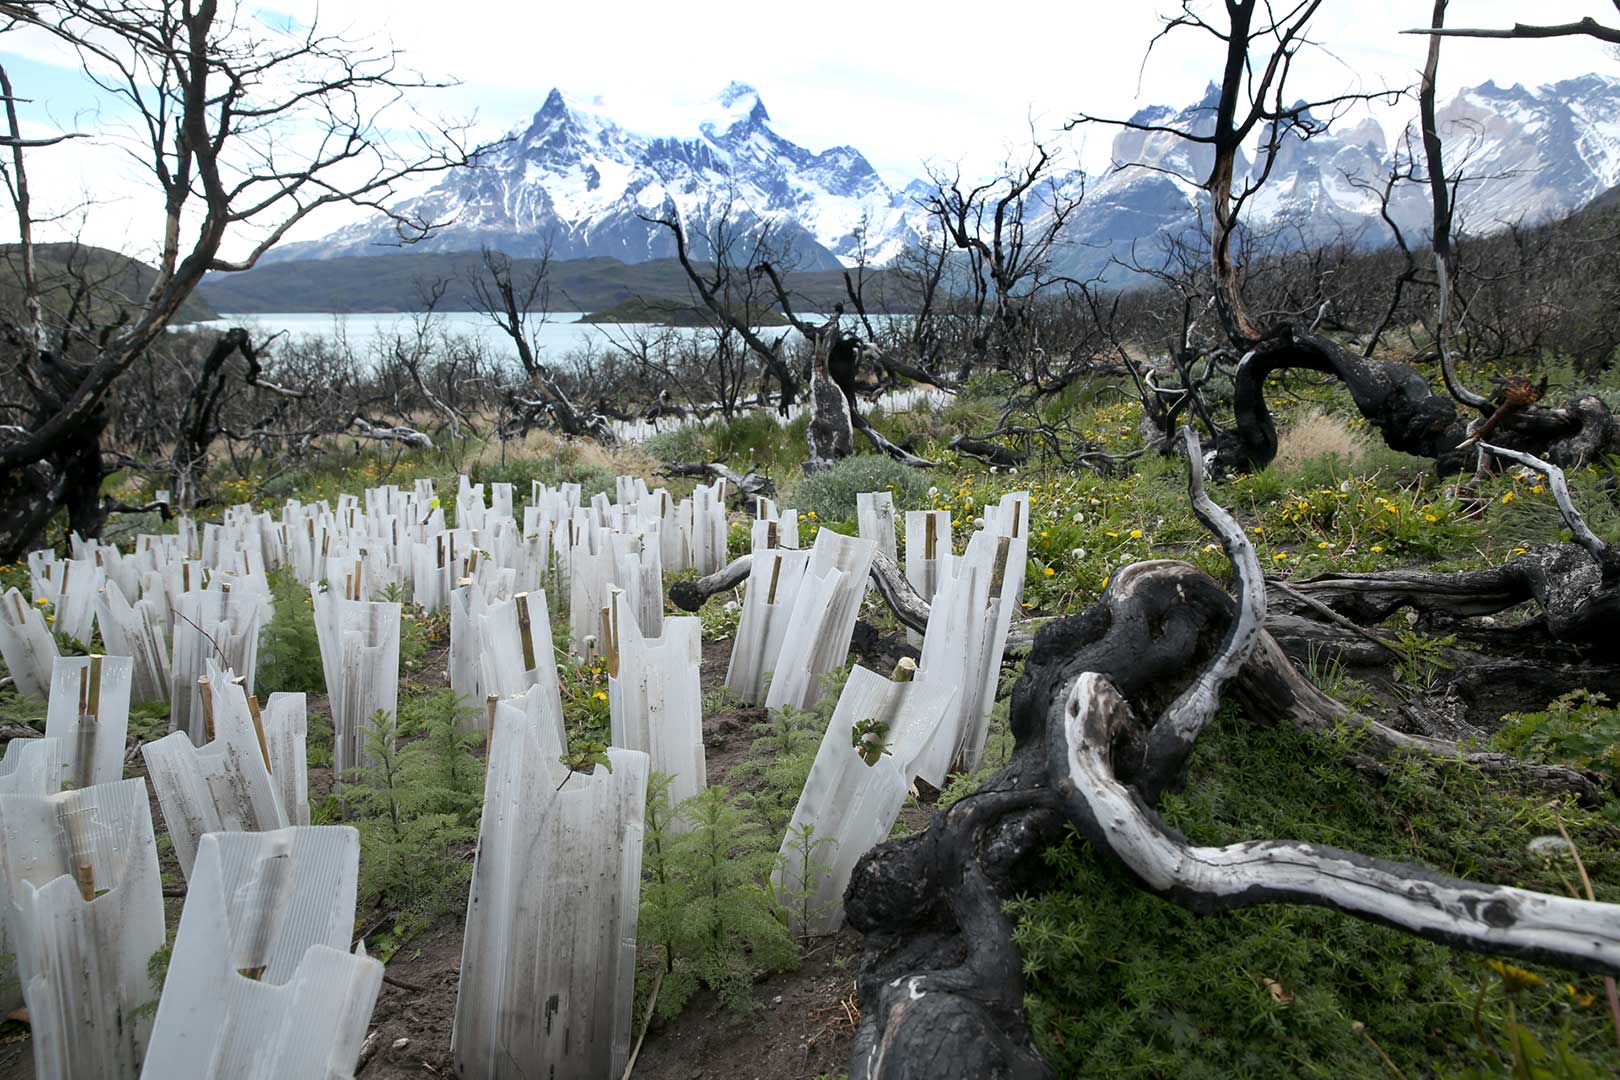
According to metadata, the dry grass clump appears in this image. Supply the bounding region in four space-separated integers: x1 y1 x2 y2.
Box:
1273 409 1367 473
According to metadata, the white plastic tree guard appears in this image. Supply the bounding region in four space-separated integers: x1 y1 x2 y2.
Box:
170 587 268 745
749 511 800 552
476 590 566 750
140 828 383 1080
0 735 65 1016
261 693 311 827
448 581 488 708
606 592 706 812
142 663 287 879
913 523 1029 777
903 510 952 647
690 480 728 576
764 530 877 712
857 491 898 565
93 581 171 705
311 586 401 778
35 556 100 645
725 547 813 705
452 727 648 1080
44 654 132 791
0 586 60 698
773 664 958 936
0 778 164 1078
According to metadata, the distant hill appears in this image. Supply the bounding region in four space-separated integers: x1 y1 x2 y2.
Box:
0 243 219 325
198 251 925 315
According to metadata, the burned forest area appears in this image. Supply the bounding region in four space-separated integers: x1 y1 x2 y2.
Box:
2 1 1620 1079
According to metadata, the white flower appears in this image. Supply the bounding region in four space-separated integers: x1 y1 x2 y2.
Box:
1009 467 1019 476
973 517 985 529
1339 479 1351 493
1527 835 1575 860
989 465 999 474
723 600 739 612
928 486 939 498
1071 511 1084 524
1071 547 1087 560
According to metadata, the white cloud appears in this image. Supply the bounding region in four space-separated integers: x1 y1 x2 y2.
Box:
1 0 1612 259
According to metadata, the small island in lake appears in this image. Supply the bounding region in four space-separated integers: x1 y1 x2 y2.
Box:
578 297 788 327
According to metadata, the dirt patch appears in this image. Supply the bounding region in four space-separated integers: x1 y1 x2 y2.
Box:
360 919 465 1078
631 930 863 1080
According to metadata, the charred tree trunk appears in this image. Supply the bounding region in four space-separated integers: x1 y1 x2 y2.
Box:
844 429 1618 1080
1215 328 1618 475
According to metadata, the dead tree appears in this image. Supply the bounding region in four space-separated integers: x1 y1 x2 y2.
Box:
754 260 933 469
640 201 799 416
468 245 613 442
1075 1 1617 476
921 141 1082 382
1403 4 1620 45
843 428 1619 1080
0 0 475 558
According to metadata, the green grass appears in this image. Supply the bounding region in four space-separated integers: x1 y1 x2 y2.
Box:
1007 708 1620 1079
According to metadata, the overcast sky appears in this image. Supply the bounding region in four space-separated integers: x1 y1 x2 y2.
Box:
1 0 1614 259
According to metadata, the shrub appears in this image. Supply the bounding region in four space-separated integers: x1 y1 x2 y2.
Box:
639 782 798 1017
791 454 931 523
1272 408 1367 476
255 568 324 696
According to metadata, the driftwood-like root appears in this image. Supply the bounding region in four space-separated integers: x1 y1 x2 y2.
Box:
845 428 1617 1080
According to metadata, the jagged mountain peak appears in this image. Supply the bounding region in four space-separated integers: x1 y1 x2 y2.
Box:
270 80 924 269
272 73 1620 282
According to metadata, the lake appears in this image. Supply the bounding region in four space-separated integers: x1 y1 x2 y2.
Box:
178 310 850 365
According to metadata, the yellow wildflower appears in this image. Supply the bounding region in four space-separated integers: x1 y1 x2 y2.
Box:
1042 567 1055 577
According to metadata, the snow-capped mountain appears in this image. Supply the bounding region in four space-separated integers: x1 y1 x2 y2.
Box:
271 82 925 270
275 74 1620 279
1051 73 1620 279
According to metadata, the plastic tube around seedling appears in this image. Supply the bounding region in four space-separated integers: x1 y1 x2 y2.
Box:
259 692 310 827
607 591 706 814
44 654 131 791
0 735 66 1015
857 491 898 565
93 581 171 704
0 778 165 1078
140 827 382 1079
725 547 811 705
0 586 59 699
141 663 288 879
772 662 957 937
903 510 952 648
453 721 648 1079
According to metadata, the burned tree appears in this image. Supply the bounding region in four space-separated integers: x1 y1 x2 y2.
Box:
467 246 613 442
641 201 800 416
921 141 1083 382
1072 0 1617 477
843 429 1619 1080
0 0 474 558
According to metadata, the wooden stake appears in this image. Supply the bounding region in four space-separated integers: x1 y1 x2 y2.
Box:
243 689 272 773
767 520 778 549
485 693 499 749
198 676 216 741
59 805 95 902
352 558 362 601
515 593 536 671
767 553 783 605
925 513 937 560
892 656 917 683
990 536 1011 598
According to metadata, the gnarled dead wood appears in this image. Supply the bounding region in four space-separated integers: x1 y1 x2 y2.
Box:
845 428 1612 1080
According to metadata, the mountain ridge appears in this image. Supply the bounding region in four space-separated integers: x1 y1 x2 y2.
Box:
267 74 1620 284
